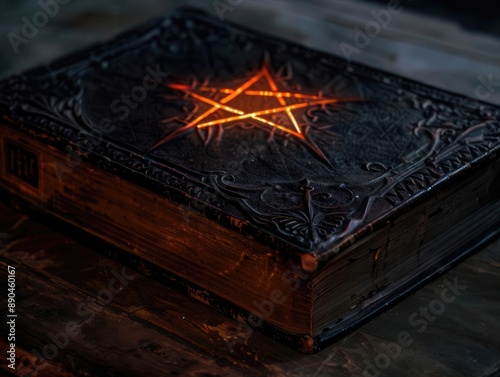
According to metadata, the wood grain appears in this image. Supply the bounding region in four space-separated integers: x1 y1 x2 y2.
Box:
0 202 499 376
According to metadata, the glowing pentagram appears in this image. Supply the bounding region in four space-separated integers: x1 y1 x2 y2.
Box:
147 59 361 163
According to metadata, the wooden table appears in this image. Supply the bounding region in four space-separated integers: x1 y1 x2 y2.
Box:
1 201 500 377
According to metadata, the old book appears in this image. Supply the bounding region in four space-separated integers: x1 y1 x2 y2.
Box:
1 8 499 353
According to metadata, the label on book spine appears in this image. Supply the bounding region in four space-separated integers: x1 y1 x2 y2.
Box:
5 139 39 190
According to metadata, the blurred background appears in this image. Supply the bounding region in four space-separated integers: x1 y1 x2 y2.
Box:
0 0 499 105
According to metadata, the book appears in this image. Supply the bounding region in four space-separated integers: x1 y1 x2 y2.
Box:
1 8 499 353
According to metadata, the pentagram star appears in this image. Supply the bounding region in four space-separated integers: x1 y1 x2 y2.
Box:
146 61 360 163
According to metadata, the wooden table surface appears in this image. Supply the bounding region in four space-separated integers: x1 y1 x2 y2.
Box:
1 1 500 376
1 200 500 377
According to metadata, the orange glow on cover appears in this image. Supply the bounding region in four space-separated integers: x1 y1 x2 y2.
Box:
147 60 362 163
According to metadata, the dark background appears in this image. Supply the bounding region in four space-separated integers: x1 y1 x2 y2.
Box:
1 0 499 107
367 0 500 36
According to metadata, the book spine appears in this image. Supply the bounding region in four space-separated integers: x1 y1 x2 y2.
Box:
0 125 312 338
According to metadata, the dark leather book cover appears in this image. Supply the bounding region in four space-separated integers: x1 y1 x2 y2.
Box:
1 8 499 352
